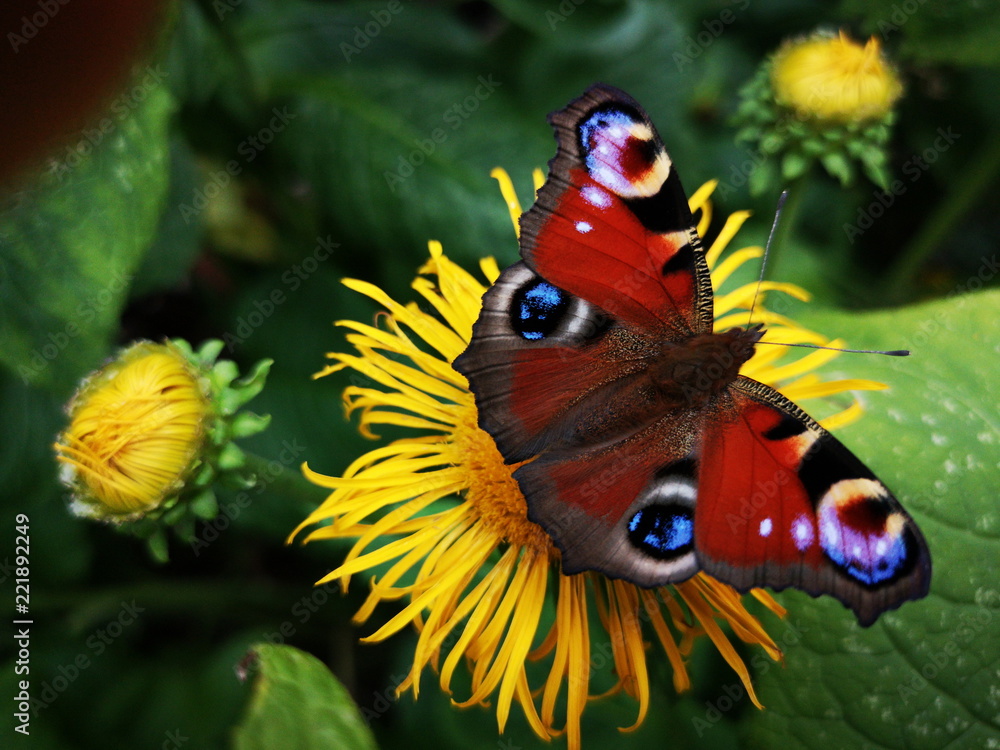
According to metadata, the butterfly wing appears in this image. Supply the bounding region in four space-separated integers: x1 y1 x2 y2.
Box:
455 84 711 462
695 377 931 625
512 417 705 586
519 84 714 336
454 84 721 577
455 261 655 463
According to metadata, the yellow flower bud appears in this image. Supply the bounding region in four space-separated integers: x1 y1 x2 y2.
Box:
772 30 902 122
55 343 210 519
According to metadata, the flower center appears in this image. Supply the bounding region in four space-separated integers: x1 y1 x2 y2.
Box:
454 407 556 556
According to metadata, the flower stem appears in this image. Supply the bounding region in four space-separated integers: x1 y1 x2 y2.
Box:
242 450 326 506
884 133 1000 302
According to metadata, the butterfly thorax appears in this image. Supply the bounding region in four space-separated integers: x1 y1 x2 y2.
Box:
648 325 764 408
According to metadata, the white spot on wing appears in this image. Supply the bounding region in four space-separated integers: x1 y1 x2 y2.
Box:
581 186 612 209
759 518 772 537
575 221 592 234
792 515 815 551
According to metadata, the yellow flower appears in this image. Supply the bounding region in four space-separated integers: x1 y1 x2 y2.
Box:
55 342 210 519
772 30 902 122
294 170 887 748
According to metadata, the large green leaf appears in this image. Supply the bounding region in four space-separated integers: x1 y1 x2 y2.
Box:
0 81 173 392
233 643 378 750
741 290 1000 749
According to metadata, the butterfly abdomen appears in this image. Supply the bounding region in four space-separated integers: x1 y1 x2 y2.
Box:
649 327 763 408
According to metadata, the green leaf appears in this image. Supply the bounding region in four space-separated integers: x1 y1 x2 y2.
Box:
264 72 516 273
0 82 173 391
743 290 1000 749
130 137 204 297
233 643 379 750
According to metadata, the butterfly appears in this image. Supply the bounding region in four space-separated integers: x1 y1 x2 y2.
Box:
454 84 931 626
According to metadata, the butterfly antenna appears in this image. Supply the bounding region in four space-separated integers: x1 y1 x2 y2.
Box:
746 190 789 329
747 190 910 358
756 341 910 356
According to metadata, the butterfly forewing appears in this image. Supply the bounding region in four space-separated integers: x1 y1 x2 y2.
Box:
520 85 715 337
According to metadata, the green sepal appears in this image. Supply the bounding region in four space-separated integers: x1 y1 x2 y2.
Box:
781 152 811 181
217 442 247 472
820 151 855 185
147 529 170 564
190 489 220 520
230 412 272 439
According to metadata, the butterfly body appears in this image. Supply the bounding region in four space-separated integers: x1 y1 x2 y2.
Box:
454 85 930 626
646 325 763 408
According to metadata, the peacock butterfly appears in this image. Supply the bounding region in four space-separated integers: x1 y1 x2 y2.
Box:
453 84 931 626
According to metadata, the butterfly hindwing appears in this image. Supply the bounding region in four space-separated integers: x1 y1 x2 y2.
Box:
514 419 704 586
695 378 931 625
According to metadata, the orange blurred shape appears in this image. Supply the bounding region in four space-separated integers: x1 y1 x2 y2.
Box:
0 0 171 187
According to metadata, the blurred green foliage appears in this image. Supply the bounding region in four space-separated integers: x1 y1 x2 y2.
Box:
1 0 998 748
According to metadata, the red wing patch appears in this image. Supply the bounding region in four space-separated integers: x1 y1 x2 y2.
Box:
526 169 699 334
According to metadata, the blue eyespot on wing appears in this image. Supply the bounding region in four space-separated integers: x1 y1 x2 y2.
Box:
513 280 569 340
